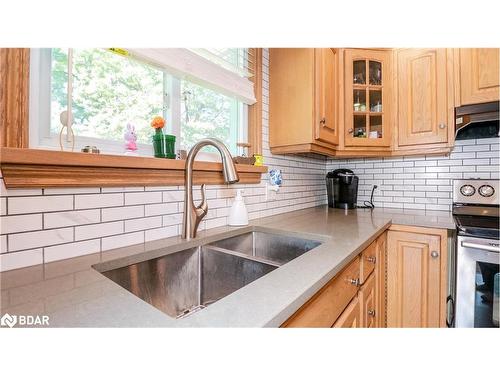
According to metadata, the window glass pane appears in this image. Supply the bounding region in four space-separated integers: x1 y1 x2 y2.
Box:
190 48 250 77
50 48 165 145
180 79 239 154
50 48 68 132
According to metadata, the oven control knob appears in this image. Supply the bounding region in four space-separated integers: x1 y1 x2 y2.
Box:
460 184 475 196
478 184 495 197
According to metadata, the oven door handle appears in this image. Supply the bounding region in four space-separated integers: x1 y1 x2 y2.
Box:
461 241 499 252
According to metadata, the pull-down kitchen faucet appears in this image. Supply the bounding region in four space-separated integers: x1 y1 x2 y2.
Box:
182 138 239 239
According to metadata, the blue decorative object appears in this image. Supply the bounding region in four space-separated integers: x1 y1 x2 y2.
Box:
269 169 282 186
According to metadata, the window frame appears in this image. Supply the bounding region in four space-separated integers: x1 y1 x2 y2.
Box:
29 48 249 161
0 47 264 188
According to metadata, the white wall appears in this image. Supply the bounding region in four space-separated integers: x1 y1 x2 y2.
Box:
0 49 328 272
326 138 499 211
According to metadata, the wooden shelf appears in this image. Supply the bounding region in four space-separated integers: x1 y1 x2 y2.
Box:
0 148 268 188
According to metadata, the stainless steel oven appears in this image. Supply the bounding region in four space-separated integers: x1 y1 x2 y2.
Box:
453 179 499 328
456 236 499 327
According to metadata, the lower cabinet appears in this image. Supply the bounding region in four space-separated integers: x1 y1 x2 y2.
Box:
333 297 361 328
386 225 448 328
282 257 360 327
281 225 448 328
359 273 376 328
282 232 386 328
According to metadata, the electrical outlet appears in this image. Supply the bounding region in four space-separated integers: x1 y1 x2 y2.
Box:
264 182 278 201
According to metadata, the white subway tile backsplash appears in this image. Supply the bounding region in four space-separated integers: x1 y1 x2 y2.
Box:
44 239 101 262
9 228 74 252
144 202 177 217
0 181 42 197
43 187 101 195
101 232 144 251
101 205 144 222
1 197 6 215
125 191 162 205
8 195 73 214
124 216 162 233
145 225 179 242
75 221 123 241
1 235 7 253
0 249 43 271
162 213 183 226
75 193 123 209
1 214 42 234
327 137 499 211
44 209 101 229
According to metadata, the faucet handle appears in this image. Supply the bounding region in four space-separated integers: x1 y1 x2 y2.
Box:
197 184 208 214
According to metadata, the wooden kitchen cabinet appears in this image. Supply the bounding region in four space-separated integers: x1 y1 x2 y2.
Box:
282 232 386 328
359 273 376 328
374 231 387 328
343 49 392 148
395 49 455 149
457 48 500 105
333 296 361 328
386 226 448 328
282 256 360 327
269 48 339 156
359 238 377 284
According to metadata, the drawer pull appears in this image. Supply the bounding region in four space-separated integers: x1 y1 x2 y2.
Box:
348 278 360 287
366 255 376 264
368 309 376 317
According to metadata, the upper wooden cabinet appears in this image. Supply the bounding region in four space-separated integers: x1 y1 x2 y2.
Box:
269 48 496 158
315 48 339 146
269 48 339 156
386 226 448 328
457 48 500 105
395 49 455 148
344 49 392 148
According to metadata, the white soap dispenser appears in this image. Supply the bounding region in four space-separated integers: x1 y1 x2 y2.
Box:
228 189 249 226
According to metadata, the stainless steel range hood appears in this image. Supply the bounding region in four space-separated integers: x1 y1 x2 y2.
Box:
455 101 499 140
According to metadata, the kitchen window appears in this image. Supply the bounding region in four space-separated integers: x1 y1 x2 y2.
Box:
29 48 254 159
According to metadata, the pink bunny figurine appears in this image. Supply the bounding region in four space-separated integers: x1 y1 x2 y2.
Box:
124 123 138 152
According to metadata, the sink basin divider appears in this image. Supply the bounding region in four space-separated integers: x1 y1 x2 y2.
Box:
203 245 282 268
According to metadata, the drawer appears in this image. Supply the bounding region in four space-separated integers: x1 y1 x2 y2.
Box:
332 296 361 328
283 256 360 327
359 240 377 285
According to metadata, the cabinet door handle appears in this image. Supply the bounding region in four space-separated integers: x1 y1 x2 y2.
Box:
368 309 376 317
320 117 326 125
348 278 360 286
366 255 376 264
439 123 446 129
348 128 354 134
431 251 439 258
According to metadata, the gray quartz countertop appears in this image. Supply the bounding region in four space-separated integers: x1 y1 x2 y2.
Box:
0 206 455 327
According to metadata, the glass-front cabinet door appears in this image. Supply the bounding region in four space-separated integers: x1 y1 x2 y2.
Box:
344 49 392 147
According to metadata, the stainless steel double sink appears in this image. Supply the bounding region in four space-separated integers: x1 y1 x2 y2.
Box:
96 229 322 319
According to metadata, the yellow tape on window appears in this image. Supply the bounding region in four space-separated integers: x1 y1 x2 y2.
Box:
107 48 129 57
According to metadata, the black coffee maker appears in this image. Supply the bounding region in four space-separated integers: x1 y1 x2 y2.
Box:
326 169 359 209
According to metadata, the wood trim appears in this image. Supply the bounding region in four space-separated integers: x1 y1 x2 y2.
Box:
389 224 448 237
0 48 265 188
0 48 30 148
248 48 263 156
0 147 267 188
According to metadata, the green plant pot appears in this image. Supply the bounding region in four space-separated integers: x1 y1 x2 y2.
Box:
152 133 176 159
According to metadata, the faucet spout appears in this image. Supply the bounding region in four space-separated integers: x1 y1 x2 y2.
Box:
182 138 239 239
